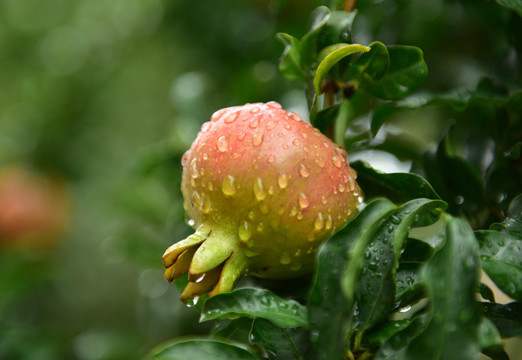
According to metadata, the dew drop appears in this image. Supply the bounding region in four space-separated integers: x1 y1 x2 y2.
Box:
321 195 327 205
249 117 260 129
223 111 239 124
208 182 214 191
280 252 292 265
190 158 198 178
298 193 310 209
252 132 264 147
201 196 212 214
253 177 267 201
221 175 236 196
268 186 274 195
202 153 209 161
191 190 204 208
260 202 270 215
277 132 284 137
250 106 261 114
201 121 211 132
290 206 298 217
302 132 308 139
278 173 288 189
289 112 301 121
325 214 333 230
299 163 310 178
248 211 255 220
399 305 412 313
237 132 246 141
331 156 342 168
217 135 228 152
266 101 282 109
266 120 278 130
314 158 325 168
257 222 265 232
293 139 301 146
284 123 291 130
338 183 346 193
190 178 197 188
238 221 252 242
282 144 289 150
267 155 276 164
297 212 304 220
314 212 325 231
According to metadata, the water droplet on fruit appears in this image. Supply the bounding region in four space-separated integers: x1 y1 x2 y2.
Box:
266 101 282 109
321 195 327 204
282 144 289 150
201 196 212 214
325 215 333 230
299 163 310 178
293 139 300 146
331 156 342 168
302 132 308 139
314 158 325 168
338 184 346 193
217 136 228 152
267 155 275 163
290 206 298 216
314 212 325 231
252 132 264 147
248 211 255 220
254 177 267 201
289 112 301 121
201 122 211 132
222 175 236 196
181 152 189 166
190 178 197 188
223 111 239 124
249 117 260 128
190 158 198 178
299 193 310 209
278 173 288 189
259 202 269 214
191 190 204 208
238 221 252 242
279 252 292 265
266 120 277 130
268 186 274 195
257 222 265 232
284 123 291 130
250 106 260 114
237 132 246 141
297 212 304 220
202 153 209 161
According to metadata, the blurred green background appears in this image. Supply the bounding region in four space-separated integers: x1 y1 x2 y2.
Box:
0 0 520 359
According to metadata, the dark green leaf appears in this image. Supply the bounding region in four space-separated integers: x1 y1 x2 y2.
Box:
400 238 434 263
200 288 308 329
212 318 254 343
277 33 306 81
395 263 424 305
365 319 411 348
145 339 258 360
363 45 428 100
350 41 389 87
355 199 447 332
404 216 482 360
250 319 311 360
490 194 522 238
351 161 441 203
479 283 496 303
315 10 356 50
476 230 522 301
495 0 522 16
477 317 503 352
480 302 522 338
308 198 396 360
311 103 341 134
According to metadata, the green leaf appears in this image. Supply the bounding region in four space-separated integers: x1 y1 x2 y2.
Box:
350 41 390 87
277 33 306 81
362 45 428 100
395 263 424 305
480 301 522 338
212 318 254 342
313 43 370 96
495 0 522 16
479 283 496 303
490 194 522 238
200 288 308 329
365 319 412 348
351 161 441 203
475 230 522 301
308 198 396 360
477 317 504 354
311 103 341 134
404 216 482 360
250 319 310 360
355 199 447 332
400 238 434 263
145 339 258 360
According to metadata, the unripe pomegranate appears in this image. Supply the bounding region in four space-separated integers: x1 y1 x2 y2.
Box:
163 102 363 301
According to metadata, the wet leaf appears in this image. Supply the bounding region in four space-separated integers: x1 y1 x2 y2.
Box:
495 0 522 16
200 288 308 329
362 45 428 100
480 301 522 338
490 194 522 238
250 318 311 360
308 198 396 360
350 41 389 88
355 199 447 332
395 262 423 305
475 230 522 301
351 161 441 203
145 338 258 360
404 216 482 360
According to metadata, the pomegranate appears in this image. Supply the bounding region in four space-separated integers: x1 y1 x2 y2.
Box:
163 102 362 301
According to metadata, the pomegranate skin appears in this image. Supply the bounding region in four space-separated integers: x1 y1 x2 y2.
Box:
163 102 363 300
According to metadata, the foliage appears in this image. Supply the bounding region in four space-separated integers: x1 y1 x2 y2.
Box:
147 1 521 359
